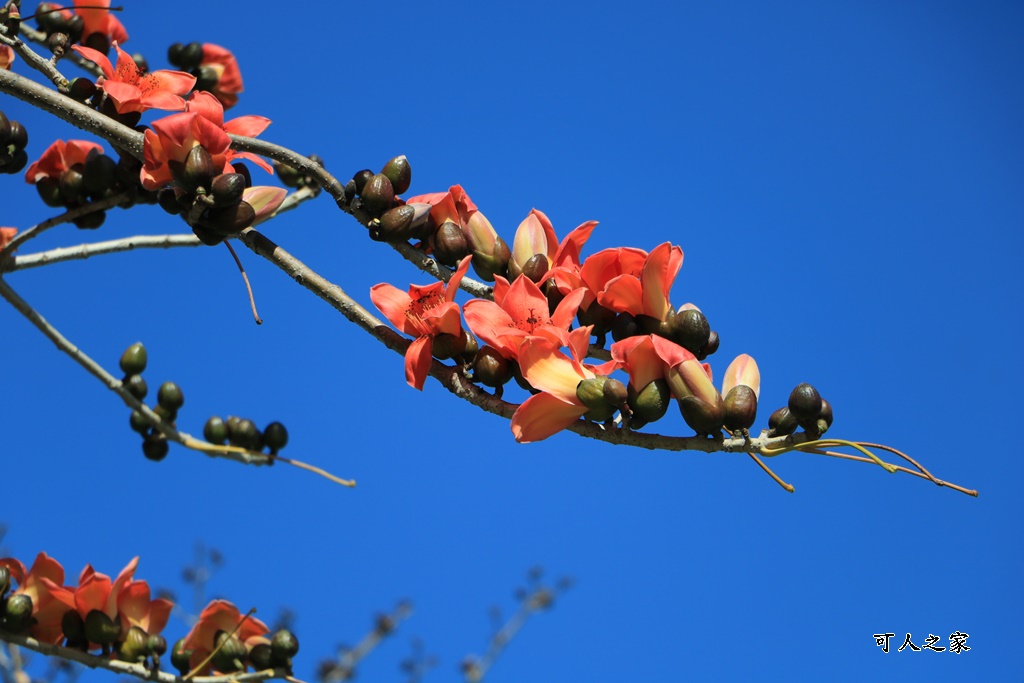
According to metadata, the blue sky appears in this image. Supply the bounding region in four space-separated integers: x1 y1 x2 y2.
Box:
1 1 1021 681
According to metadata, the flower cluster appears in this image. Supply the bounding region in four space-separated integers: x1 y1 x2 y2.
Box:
32 1 128 55
0 552 297 675
362 169 819 443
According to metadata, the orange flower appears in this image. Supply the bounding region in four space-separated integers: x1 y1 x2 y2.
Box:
0 227 16 251
509 208 597 284
24 139 104 184
200 44 244 109
72 0 128 47
0 552 75 644
141 92 272 191
370 255 472 390
117 578 173 638
71 42 195 114
594 242 684 321
510 331 619 443
0 45 14 70
464 274 585 361
182 600 269 674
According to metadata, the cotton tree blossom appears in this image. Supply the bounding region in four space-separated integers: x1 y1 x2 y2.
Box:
0 552 75 644
199 43 244 109
72 42 195 114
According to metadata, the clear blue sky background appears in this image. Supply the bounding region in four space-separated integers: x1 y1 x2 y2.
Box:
1 1 1021 681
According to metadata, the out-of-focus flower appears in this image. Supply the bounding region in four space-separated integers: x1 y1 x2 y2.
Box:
117 578 173 638
0 552 75 644
24 139 103 184
71 42 195 114
370 255 472 390
182 599 269 674
198 43 243 109
72 0 128 48
0 45 14 70
0 227 16 251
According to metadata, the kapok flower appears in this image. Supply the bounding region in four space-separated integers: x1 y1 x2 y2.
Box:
0 228 16 251
577 245 648 311
0 45 14 71
71 42 195 114
595 242 683 321
722 353 760 400
24 139 104 184
464 275 585 361
0 552 75 644
71 556 138 639
370 255 472 390
182 599 269 674
198 44 243 109
72 0 128 48
510 332 620 443
141 92 272 190
509 209 597 284
117 578 173 638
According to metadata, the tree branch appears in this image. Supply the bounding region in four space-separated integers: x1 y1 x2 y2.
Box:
5 234 202 272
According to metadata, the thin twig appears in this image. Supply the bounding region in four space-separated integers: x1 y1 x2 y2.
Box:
6 234 202 272
746 451 795 493
0 630 292 683
463 586 560 683
801 448 978 497
0 25 69 89
224 240 262 325
270 455 355 488
0 191 135 264
321 603 412 683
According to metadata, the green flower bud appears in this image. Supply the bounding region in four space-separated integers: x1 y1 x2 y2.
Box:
230 418 262 451
627 379 671 423
157 381 185 411
723 385 758 432
171 639 194 675
211 632 247 673
270 629 299 667
147 634 167 657
84 609 120 646
204 416 228 444
249 643 273 670
120 342 147 375
264 421 288 453
381 155 411 195
4 593 33 630
62 607 85 643
142 434 169 461
576 377 609 411
118 625 149 663
129 409 150 434
124 374 148 400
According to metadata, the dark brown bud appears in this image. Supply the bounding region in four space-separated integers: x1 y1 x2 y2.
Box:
433 220 469 266
201 201 256 235
59 165 86 204
698 330 720 360
142 434 169 461
767 406 798 437
36 177 64 207
84 609 120 645
47 31 69 54
181 145 217 192
249 643 273 670
431 332 465 360
264 421 288 453
372 204 417 242
520 253 549 283
611 313 639 342
270 629 300 665
7 121 27 150
578 303 615 336
819 397 833 432
352 169 373 195
231 162 252 187
191 224 224 246
381 155 411 195
73 210 106 230
670 308 711 355
132 53 149 74
84 151 117 195
67 77 97 102
603 378 629 407
194 64 219 92
723 385 758 432
360 173 394 218
679 394 725 435
83 32 109 56
157 188 180 215
178 41 203 71
788 383 822 428
473 346 511 388
62 608 85 643
210 173 247 207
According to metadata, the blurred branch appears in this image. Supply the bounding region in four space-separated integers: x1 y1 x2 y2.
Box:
317 602 412 683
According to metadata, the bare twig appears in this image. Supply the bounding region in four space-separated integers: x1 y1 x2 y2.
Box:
5 234 203 272
224 240 262 325
319 602 413 683
0 25 69 89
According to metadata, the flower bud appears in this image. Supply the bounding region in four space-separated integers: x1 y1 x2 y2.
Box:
84 609 120 645
818 397 833 434
351 169 373 195
178 42 203 71
788 383 822 429
433 221 470 266
473 346 511 388
7 121 27 151
578 303 615 337
231 162 252 187
603 378 629 407
371 205 417 242
124 373 148 399
204 416 228 444
270 629 300 666
157 188 181 215
4 593 32 630
0 566 9 595
359 173 394 218
142 434 169 461
210 173 247 207
129 410 150 434
171 639 194 676
201 201 256 235
0 111 9 144
381 155 411 195
195 65 219 92
158 381 185 411
627 379 671 423
147 634 167 657
230 418 262 451
576 377 609 411
669 308 710 355
83 150 117 196
181 145 217 192
118 625 149 663
264 421 288 453
249 643 273 670
211 632 247 673
431 331 465 360
767 406 798 437
611 313 639 342
73 210 106 230
520 253 549 283
191 224 224 246
67 77 97 102
62 608 85 643
36 177 64 207
679 394 725 435
471 234 511 282
723 385 758 432
120 342 147 375
59 165 86 204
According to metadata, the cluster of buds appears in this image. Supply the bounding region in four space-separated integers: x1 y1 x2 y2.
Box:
0 110 28 175
166 41 243 109
203 415 288 455
767 383 834 437
32 3 86 49
170 602 296 676
119 342 185 461
157 159 264 246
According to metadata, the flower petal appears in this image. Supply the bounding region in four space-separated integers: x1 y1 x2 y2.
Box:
511 391 588 443
405 335 433 390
